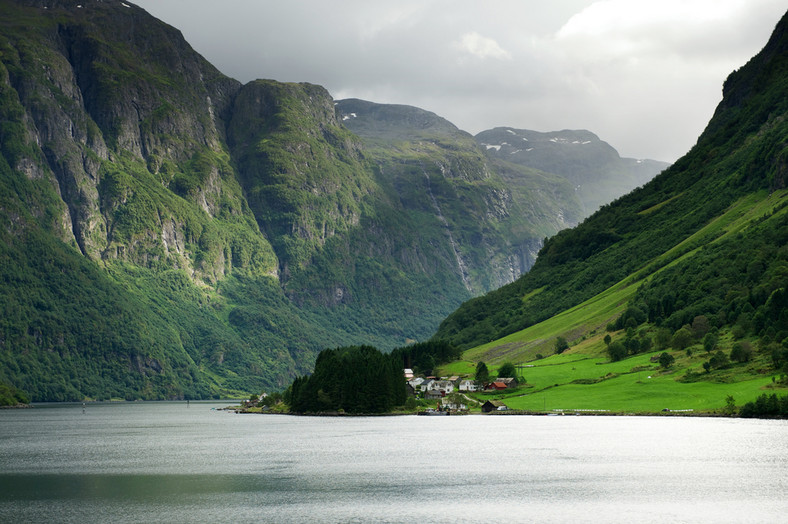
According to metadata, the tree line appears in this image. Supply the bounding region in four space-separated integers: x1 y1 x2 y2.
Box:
285 345 407 413
284 339 459 414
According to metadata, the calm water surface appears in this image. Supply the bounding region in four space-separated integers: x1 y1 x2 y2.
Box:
1 402 786 523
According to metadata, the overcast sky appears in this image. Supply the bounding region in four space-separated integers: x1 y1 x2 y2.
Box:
132 0 786 162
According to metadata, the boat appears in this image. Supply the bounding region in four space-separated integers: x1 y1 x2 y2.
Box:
417 408 448 416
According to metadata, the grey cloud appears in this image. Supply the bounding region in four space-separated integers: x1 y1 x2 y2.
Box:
133 0 786 162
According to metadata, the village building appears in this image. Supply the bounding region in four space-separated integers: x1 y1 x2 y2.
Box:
405 383 416 398
481 400 508 413
424 389 444 400
408 377 425 390
458 379 479 392
441 398 467 411
427 380 454 395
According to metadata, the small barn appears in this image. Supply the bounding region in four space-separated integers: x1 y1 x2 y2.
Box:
481 400 507 413
425 389 444 400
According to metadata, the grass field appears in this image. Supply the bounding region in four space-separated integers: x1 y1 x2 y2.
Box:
436 191 788 415
467 350 778 413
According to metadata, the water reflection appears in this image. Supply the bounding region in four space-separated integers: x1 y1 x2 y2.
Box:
1 403 787 523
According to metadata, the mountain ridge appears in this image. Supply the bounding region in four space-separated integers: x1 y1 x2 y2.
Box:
0 0 669 401
476 127 671 214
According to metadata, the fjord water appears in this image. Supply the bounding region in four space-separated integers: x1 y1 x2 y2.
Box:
1 403 786 523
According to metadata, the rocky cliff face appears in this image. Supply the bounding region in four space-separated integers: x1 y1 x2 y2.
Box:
1 0 272 284
336 99 581 293
227 81 372 279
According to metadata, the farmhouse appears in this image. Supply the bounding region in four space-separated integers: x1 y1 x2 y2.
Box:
458 380 479 392
427 380 454 395
424 389 444 400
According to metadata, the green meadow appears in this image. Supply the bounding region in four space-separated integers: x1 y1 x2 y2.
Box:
437 191 788 415
464 351 776 413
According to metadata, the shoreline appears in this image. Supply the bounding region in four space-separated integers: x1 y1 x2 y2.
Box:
232 407 734 418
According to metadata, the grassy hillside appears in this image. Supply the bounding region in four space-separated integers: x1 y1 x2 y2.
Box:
3 0 766 404
435 10 788 412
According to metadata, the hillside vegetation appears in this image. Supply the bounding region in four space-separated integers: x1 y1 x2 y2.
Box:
435 10 788 413
0 0 666 402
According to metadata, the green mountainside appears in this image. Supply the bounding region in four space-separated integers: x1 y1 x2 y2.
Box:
0 0 671 402
335 98 584 290
435 10 788 411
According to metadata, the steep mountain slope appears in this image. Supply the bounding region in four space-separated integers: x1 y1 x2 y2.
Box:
0 0 684 402
336 98 582 290
476 128 670 215
0 0 582 401
0 0 312 399
436 9 788 361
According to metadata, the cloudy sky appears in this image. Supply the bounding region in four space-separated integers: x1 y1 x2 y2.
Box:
132 0 785 162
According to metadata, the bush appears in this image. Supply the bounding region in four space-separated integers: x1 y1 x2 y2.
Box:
497 361 517 379
607 341 627 362
740 393 788 418
730 342 753 363
658 352 675 369
708 350 730 370
703 332 718 353
671 327 693 351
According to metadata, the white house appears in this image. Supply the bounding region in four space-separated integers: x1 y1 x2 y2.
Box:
441 398 467 411
458 380 479 392
427 380 454 395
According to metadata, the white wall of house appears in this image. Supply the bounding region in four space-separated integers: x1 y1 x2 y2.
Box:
427 380 454 393
458 380 478 392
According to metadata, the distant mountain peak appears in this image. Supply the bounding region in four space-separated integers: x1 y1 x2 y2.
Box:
475 127 669 213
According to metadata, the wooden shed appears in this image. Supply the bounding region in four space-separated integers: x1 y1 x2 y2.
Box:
481 400 507 413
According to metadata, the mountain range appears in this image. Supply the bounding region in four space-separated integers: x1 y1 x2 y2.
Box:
1 0 668 402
